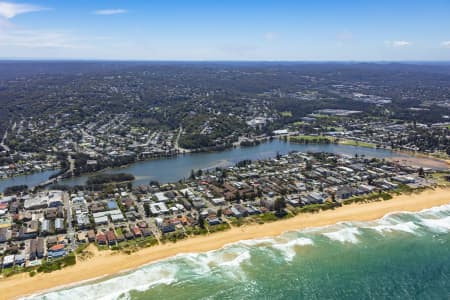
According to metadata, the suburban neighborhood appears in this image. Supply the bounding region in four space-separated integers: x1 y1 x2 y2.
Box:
0 150 438 275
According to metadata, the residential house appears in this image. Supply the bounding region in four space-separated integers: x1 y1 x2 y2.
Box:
96 232 107 245
36 237 45 258
48 244 66 258
106 230 117 245
87 230 96 242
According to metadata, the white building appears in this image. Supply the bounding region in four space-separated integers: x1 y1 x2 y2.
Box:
150 202 169 215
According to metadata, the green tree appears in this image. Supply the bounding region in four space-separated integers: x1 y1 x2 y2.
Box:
418 167 425 178
274 198 286 213
198 214 205 229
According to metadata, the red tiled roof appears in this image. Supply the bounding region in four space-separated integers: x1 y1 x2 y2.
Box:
49 244 64 251
132 227 142 236
96 233 106 241
106 231 116 241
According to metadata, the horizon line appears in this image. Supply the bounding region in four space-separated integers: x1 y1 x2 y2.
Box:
1 58 450 64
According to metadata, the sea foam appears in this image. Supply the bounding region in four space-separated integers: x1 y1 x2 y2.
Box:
369 220 420 235
25 264 178 300
270 237 314 261
240 234 314 262
322 227 361 243
419 216 450 233
24 202 450 300
179 244 252 281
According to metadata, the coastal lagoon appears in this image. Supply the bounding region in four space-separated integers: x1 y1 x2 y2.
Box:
0 140 406 192
26 203 450 300
0 170 59 194
57 140 405 187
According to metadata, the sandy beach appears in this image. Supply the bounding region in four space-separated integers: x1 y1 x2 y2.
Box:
387 155 449 170
1 187 449 300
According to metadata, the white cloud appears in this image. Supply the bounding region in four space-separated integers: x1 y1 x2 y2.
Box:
385 40 412 48
0 28 91 48
93 9 127 15
441 41 450 48
0 1 46 19
0 16 12 28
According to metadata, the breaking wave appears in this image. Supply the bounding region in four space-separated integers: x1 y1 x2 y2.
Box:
322 227 361 243
25 264 178 300
26 202 450 300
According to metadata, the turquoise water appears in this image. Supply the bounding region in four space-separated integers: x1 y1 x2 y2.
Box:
27 204 450 300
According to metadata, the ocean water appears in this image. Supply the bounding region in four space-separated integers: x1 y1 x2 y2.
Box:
27 204 450 300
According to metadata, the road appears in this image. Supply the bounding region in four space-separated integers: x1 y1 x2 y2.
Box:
81 128 96 144
140 130 157 147
67 154 75 176
174 125 191 153
0 128 10 152
68 155 75 173
63 192 77 251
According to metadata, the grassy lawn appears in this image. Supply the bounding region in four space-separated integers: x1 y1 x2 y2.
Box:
280 111 293 117
309 114 330 119
206 222 231 233
292 121 307 126
95 243 109 251
291 135 321 141
338 139 377 148
259 212 279 222
288 135 378 149
430 172 450 187
289 135 335 143
326 126 345 132
429 151 450 160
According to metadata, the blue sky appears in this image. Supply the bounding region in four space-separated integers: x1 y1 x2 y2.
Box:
0 0 449 60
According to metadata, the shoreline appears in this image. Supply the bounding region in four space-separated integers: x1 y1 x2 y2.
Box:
0 187 449 300
2 140 447 192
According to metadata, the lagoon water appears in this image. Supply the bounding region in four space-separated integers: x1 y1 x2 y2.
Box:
57 140 404 187
1 140 405 192
27 204 450 300
0 170 58 193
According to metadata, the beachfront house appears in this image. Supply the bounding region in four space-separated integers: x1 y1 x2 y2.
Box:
37 238 45 258
2 255 15 268
48 244 66 258
96 232 107 245
106 230 117 245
